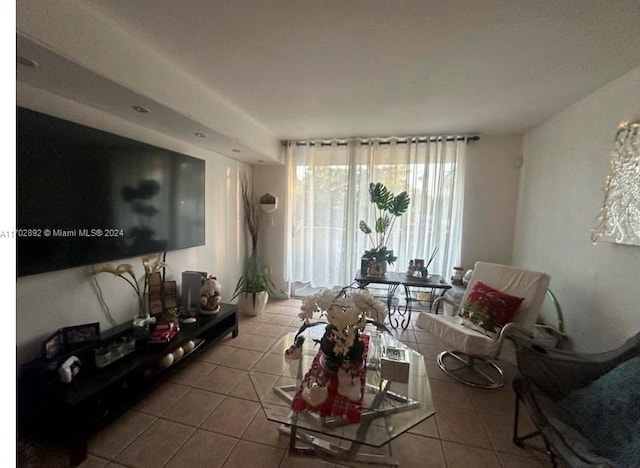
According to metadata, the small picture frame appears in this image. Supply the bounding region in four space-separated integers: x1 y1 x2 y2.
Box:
360 258 370 274
60 322 100 349
43 331 61 360
164 280 178 309
414 259 425 273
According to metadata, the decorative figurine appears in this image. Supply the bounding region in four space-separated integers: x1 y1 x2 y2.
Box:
302 381 329 407
199 276 222 315
337 367 362 402
285 335 305 360
407 259 416 276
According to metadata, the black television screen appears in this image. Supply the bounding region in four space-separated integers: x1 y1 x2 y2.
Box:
17 106 205 277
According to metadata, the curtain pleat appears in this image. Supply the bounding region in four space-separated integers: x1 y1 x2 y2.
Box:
285 137 467 292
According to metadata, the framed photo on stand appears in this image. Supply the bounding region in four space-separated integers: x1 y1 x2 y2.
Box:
60 322 100 351
360 258 370 274
43 331 61 360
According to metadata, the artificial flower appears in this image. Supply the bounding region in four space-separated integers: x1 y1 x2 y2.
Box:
299 286 387 358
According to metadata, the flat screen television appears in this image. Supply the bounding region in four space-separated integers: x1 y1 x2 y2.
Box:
17 106 206 277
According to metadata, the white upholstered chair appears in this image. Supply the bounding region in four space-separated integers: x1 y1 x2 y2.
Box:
416 262 550 388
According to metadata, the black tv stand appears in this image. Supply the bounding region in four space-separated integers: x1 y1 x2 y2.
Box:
18 303 238 466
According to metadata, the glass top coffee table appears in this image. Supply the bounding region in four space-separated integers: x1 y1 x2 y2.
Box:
249 325 435 466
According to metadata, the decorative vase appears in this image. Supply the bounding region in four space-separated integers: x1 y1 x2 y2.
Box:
319 325 364 371
237 291 269 316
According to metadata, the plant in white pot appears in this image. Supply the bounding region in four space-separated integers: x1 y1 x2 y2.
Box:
231 174 276 316
359 182 410 275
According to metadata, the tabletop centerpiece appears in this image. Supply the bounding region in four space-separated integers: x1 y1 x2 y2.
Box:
297 285 388 371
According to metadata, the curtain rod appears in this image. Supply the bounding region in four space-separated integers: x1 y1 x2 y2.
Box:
290 135 479 147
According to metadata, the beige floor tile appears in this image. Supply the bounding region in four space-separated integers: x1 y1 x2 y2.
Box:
262 314 298 326
196 343 235 364
235 333 279 352
114 419 195 467
164 429 238 468
407 414 439 439
133 382 190 416
467 384 515 416
77 454 109 467
429 379 475 411
162 388 225 427
242 409 290 449
220 347 264 370
228 373 260 401
196 365 247 394
478 409 547 459
417 342 447 361
436 406 493 449
237 320 263 334
392 432 446 467
248 312 274 323
254 352 291 375
223 440 286 467
248 371 281 401
497 451 555 467
283 325 301 335
104 462 129 467
255 323 289 338
200 396 261 437
280 453 337 467
425 359 451 381
442 440 501 467
219 332 253 348
88 410 156 459
168 359 216 386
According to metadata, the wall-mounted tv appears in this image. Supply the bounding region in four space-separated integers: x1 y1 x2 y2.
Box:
17 106 206 277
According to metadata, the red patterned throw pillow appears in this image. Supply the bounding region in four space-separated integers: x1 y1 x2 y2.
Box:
460 281 524 338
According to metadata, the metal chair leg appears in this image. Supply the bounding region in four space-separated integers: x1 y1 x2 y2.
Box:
437 350 505 389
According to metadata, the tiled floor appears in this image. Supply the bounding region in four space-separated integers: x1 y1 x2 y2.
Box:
20 299 560 467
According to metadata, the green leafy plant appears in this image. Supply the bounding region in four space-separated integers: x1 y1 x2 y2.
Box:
359 182 410 265
231 173 276 306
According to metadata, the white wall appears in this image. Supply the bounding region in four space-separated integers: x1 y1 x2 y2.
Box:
252 165 289 299
461 136 522 270
253 136 521 294
16 86 249 366
513 67 640 353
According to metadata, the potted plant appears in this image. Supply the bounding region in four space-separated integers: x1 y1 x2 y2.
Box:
359 182 411 275
231 174 276 316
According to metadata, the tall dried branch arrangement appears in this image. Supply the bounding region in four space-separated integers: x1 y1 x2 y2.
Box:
240 173 261 250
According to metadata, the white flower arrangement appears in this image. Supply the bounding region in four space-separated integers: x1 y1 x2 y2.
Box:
299 286 387 357
93 253 167 317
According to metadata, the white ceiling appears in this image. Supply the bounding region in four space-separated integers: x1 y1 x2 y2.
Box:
16 0 640 163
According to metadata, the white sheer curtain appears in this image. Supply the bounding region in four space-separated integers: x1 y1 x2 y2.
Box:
284 137 467 292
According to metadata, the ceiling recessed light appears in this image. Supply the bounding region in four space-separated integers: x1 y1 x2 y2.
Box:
132 105 150 113
17 56 39 68
194 132 207 138
232 148 241 153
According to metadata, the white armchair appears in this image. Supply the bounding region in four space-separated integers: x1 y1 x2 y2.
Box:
416 262 550 388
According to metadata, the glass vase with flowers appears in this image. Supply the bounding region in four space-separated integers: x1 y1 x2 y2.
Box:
297 285 389 371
